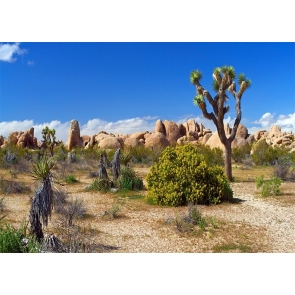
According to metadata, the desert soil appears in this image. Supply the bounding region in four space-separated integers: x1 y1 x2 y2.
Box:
2 167 295 253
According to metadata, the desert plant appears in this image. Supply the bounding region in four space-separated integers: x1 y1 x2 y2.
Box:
193 143 224 167
116 165 143 191
251 140 291 166
191 66 251 181
146 144 233 206
42 126 57 157
0 197 4 212
0 223 41 253
64 174 78 184
87 178 111 192
29 156 56 241
120 149 133 166
55 197 87 226
232 144 252 163
255 175 282 197
111 148 121 180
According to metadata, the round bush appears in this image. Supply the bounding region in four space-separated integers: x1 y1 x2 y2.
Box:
146 144 233 206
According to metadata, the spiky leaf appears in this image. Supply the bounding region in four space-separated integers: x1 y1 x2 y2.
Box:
212 79 220 92
193 94 205 106
31 156 55 181
190 70 203 84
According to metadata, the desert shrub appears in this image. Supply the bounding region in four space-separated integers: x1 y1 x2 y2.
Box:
102 205 120 219
168 203 207 232
251 140 291 166
55 196 87 226
0 224 41 253
232 144 252 163
146 144 233 206
255 175 282 197
0 178 31 194
120 149 133 166
116 165 144 191
87 178 111 192
64 174 78 184
127 145 163 165
0 197 5 212
272 154 295 180
193 143 224 167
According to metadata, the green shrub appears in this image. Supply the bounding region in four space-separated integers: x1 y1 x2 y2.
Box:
116 166 143 190
251 140 291 166
64 174 78 184
0 224 40 253
232 144 252 163
192 143 224 167
87 178 111 192
255 175 282 197
146 144 233 206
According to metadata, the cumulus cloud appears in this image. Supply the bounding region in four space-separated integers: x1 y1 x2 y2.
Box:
0 43 26 62
249 112 295 134
0 117 159 143
80 116 158 137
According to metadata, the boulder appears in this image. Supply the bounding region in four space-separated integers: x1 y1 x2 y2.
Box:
200 133 212 144
130 132 145 140
178 123 186 137
66 120 83 149
155 119 166 135
236 123 248 139
145 132 170 150
124 137 142 148
254 130 266 141
98 137 123 149
81 135 91 147
246 134 255 145
231 137 249 149
268 125 281 138
163 120 180 145
16 128 35 148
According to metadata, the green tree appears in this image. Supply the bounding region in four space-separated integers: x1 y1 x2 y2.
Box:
190 66 251 181
42 126 56 157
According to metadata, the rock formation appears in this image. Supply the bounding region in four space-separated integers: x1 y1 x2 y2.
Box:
65 120 83 150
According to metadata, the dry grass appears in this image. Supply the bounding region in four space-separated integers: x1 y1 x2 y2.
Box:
1 163 295 252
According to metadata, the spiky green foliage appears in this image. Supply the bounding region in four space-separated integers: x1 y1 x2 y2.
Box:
116 165 143 191
238 73 252 88
212 79 220 92
146 144 233 206
190 70 203 84
226 66 236 79
31 156 55 181
120 149 132 166
193 94 205 106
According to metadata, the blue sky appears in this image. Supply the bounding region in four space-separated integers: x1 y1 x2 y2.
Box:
0 42 294 142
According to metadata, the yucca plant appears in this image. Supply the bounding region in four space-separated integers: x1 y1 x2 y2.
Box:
29 156 56 242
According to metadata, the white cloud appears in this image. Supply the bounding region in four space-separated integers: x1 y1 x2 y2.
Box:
0 117 159 143
80 116 158 137
250 112 295 134
27 60 34 66
0 43 26 62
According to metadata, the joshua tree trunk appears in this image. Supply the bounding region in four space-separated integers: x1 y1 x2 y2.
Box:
224 141 233 182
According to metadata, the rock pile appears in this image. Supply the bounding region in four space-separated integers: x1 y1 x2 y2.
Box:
1 118 294 153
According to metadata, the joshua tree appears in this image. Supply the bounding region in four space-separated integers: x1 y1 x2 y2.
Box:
29 156 55 241
98 154 108 179
111 148 121 180
190 66 251 181
42 126 56 157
